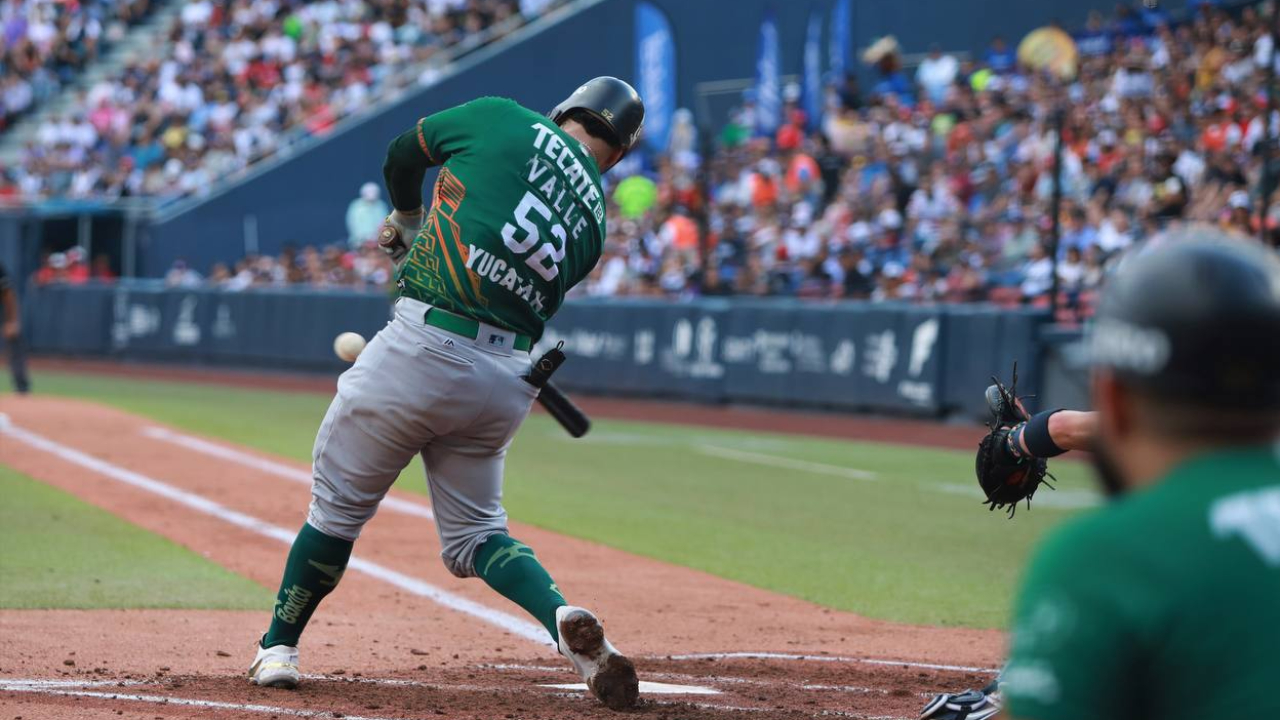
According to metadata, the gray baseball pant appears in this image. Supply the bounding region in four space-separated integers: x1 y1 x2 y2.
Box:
306 297 539 578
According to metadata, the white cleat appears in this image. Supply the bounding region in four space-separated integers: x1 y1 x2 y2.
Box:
249 643 300 689
555 605 638 711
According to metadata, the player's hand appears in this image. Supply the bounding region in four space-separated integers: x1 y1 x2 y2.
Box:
2 319 18 340
379 207 425 264
919 689 1000 720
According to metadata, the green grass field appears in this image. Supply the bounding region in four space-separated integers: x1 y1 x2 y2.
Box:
3 370 1099 627
0 464 269 609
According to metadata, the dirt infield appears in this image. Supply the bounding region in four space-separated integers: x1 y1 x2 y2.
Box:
28 357 987 451
0 395 1003 719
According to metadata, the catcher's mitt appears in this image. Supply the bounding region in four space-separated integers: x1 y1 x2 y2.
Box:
976 363 1055 517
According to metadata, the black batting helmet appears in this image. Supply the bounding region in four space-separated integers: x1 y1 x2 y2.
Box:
549 77 645 156
1087 227 1280 409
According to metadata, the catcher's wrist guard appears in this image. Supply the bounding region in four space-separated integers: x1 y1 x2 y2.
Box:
1006 421 1029 460
1022 409 1066 458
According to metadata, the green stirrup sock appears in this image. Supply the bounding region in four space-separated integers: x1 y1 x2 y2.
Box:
262 523 354 649
474 534 566 642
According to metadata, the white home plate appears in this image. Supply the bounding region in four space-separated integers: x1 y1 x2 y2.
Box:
540 681 722 696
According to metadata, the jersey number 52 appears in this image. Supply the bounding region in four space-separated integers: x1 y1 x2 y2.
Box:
502 191 566 282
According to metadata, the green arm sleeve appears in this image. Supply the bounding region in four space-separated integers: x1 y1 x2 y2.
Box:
1003 525 1142 720
382 97 511 212
382 128 429 212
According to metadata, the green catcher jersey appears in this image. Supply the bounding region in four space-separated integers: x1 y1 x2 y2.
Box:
394 96 606 340
1003 445 1280 720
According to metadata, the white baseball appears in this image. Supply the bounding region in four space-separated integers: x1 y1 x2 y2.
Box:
333 332 367 362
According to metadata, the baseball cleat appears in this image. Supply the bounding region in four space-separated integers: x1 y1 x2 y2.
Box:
555 605 638 711
249 643 300 689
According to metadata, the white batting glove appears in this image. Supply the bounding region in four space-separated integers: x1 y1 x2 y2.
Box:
379 207 425 264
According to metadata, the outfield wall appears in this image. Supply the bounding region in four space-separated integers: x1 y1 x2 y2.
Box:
22 284 1074 418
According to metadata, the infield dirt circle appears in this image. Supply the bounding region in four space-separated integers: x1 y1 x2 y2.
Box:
0 383 1002 720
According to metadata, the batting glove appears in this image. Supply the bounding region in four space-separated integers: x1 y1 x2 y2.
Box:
919 689 1001 720
379 207 425 264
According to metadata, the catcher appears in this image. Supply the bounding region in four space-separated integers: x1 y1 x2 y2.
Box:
924 230 1280 720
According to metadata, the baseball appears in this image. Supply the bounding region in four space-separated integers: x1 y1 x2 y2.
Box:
333 332 366 362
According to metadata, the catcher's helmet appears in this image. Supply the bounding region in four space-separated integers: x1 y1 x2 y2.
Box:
1088 228 1280 409
549 77 645 156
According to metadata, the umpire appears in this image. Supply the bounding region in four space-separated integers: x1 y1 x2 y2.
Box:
926 227 1280 720
0 262 30 394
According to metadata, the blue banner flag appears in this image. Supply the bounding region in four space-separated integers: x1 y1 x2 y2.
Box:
804 9 824 129
755 8 781 136
829 0 850 80
635 1 676 153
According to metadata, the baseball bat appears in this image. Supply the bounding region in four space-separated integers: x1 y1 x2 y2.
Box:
521 342 590 438
537 380 590 438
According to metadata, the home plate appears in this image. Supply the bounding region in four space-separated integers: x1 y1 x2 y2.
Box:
540 681 722 695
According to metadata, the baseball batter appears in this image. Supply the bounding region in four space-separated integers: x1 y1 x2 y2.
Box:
248 77 645 711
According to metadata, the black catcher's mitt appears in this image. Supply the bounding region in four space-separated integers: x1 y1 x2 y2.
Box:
976 363 1054 517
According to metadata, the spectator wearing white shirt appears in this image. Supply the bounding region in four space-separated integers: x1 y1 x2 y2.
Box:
345 182 389 250
915 45 958 105
1020 244 1054 302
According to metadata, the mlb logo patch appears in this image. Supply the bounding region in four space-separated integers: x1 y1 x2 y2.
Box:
488 334 505 347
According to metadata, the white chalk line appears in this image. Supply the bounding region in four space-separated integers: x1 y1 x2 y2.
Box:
483 663 566 673
697 445 879 481
141 426 436 520
652 699 908 719
0 684 412 720
0 419 549 648
304 670 723 697
0 678 147 689
486 662 899 695
661 653 999 675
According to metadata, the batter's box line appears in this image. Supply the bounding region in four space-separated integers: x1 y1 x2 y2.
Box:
0 684 416 720
0 678 150 689
657 652 1000 674
484 662 907 696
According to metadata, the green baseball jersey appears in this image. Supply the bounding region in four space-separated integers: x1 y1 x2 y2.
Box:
391 96 606 340
1003 445 1280 720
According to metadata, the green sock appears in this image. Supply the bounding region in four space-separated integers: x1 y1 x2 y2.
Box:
474 534 566 642
262 523 354 648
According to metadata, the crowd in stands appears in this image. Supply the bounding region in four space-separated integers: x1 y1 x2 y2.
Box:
1 0 157 132
2 0 565 201
575 1 1280 321
31 239 394 290
30 246 116 284
167 242 396 290
24 1 1280 323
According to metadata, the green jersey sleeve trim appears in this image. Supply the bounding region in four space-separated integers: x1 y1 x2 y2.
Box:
415 119 438 165
383 128 430 212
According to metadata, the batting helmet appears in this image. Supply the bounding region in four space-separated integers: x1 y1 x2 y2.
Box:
1088 227 1280 409
550 77 645 156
